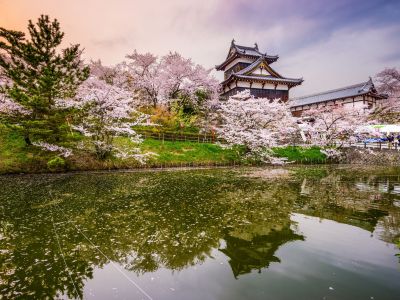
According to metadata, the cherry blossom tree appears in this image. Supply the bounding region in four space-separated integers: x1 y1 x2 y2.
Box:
66 62 149 160
90 59 129 88
0 77 30 122
125 51 218 108
31 141 72 158
0 92 29 116
301 104 370 147
125 51 161 107
217 91 299 163
158 52 218 104
374 67 400 122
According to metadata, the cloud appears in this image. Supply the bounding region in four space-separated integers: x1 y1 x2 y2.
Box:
279 25 400 97
1 0 399 96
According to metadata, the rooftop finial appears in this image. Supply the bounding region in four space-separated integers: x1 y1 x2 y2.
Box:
254 42 258 50
231 38 236 45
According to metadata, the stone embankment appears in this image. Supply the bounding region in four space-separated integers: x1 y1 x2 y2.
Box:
343 148 400 166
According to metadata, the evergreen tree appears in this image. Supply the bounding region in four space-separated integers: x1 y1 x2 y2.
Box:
0 15 89 145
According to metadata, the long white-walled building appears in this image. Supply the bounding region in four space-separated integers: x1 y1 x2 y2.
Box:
289 78 387 116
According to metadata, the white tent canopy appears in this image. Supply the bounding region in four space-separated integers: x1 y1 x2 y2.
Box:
357 124 400 134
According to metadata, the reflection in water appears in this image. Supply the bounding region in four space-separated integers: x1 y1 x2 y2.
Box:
220 225 304 278
0 166 399 299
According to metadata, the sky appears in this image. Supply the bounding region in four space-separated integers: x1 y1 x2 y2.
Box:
1 0 400 96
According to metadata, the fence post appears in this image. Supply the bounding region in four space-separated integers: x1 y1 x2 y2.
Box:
364 142 366 149
379 142 382 150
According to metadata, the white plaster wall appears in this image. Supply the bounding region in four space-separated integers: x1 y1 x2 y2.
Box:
224 57 254 71
236 82 289 90
293 96 379 112
237 81 251 88
347 101 365 109
225 81 290 92
252 67 271 76
276 84 288 91
252 82 264 89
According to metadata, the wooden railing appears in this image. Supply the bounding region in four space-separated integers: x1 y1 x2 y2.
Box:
289 142 400 151
135 129 225 144
136 128 400 151
342 141 400 151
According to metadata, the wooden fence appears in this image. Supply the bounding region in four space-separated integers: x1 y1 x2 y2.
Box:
339 142 400 151
135 129 225 144
137 128 400 152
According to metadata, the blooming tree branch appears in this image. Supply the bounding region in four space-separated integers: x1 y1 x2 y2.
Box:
217 90 299 163
32 141 72 158
125 51 218 108
69 62 149 160
301 105 370 148
374 67 400 122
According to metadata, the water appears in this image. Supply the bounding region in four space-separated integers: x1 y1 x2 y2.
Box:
0 166 399 300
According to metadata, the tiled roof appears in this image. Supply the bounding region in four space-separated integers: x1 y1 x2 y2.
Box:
216 40 278 71
235 74 303 84
221 56 302 85
220 54 303 87
289 78 384 107
233 43 278 60
220 73 303 87
235 57 263 75
235 56 282 77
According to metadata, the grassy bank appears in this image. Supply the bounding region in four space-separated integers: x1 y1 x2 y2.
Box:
0 126 326 174
273 146 327 163
0 126 244 174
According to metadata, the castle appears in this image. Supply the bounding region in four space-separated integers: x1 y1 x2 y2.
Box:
216 40 387 115
216 39 303 101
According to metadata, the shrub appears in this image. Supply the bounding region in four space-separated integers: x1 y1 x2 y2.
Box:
47 156 66 171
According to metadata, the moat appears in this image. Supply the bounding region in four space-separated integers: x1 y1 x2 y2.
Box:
0 166 399 299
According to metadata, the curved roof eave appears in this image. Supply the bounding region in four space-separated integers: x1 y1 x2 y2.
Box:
216 53 279 71
221 74 303 87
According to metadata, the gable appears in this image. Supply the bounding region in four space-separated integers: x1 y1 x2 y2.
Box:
250 65 271 76
242 61 282 78
228 47 236 58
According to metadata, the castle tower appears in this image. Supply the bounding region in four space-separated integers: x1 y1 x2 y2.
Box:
216 40 303 101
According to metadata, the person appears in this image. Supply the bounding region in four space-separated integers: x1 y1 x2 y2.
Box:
388 134 395 149
397 134 400 147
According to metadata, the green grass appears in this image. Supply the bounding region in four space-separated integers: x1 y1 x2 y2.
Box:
117 137 244 164
0 127 327 174
0 128 245 174
273 146 326 163
0 125 52 173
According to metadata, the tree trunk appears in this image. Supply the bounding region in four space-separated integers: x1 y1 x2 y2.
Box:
24 136 32 145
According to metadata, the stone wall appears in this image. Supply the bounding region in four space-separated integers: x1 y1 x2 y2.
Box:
342 148 400 166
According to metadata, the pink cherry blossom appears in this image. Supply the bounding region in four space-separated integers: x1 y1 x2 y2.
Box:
375 68 400 118
301 104 370 147
217 90 299 163
125 50 218 107
0 78 30 115
32 141 72 157
71 61 148 160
